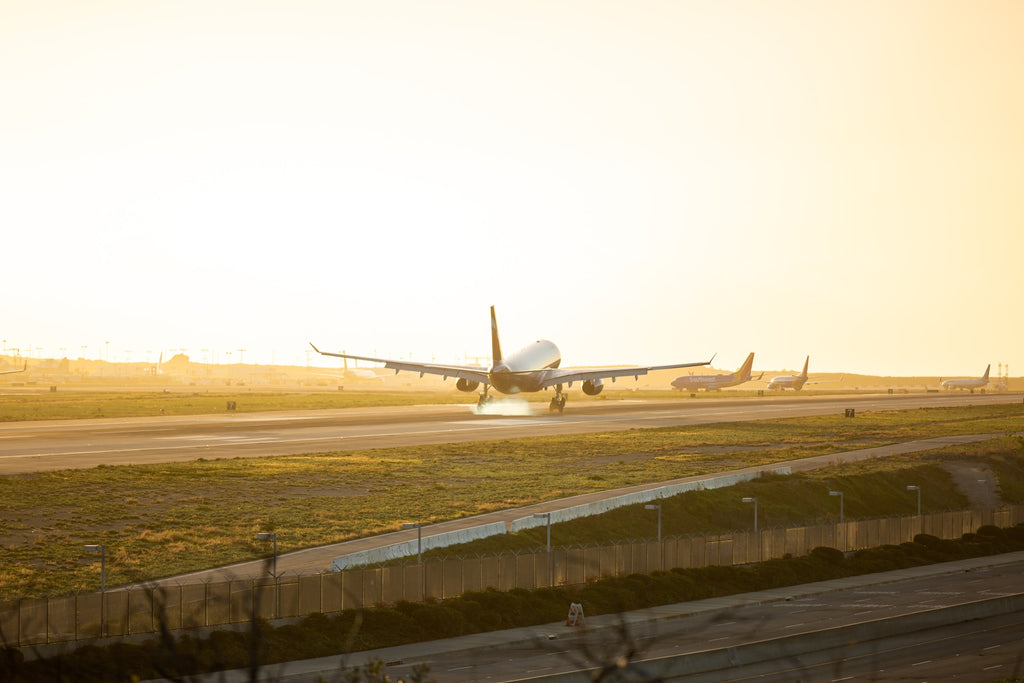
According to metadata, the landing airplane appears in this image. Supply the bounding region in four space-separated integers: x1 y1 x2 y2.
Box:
671 352 760 392
940 364 990 392
311 306 713 412
765 356 842 391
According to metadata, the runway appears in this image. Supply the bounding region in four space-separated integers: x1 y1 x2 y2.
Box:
0 392 1019 474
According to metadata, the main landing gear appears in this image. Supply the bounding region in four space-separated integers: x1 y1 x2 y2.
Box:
477 389 493 409
549 386 567 413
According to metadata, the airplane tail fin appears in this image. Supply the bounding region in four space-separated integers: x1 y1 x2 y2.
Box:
800 356 809 378
490 306 502 364
982 364 990 380
737 352 755 381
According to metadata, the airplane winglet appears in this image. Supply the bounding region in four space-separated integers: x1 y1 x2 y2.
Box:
707 353 717 365
309 342 321 354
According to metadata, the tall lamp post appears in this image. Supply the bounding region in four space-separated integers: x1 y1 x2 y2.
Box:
644 504 662 542
532 513 552 553
85 544 105 638
533 512 552 586
977 480 991 508
402 522 423 565
829 490 844 522
84 544 105 592
256 533 278 578
402 522 424 597
906 485 921 515
742 497 758 533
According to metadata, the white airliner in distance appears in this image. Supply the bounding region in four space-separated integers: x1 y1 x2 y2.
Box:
671 352 759 392
940 365 990 392
312 354 382 383
765 356 842 391
311 306 713 412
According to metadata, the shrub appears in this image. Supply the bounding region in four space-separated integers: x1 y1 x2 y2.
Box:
913 533 943 548
810 546 844 566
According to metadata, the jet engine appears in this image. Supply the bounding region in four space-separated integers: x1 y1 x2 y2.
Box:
456 378 480 392
581 379 604 396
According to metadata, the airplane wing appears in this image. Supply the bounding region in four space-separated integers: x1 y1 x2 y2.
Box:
310 344 490 384
0 362 26 376
535 355 715 390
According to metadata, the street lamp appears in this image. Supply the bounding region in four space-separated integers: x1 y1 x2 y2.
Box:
829 491 844 522
977 480 990 508
644 504 662 542
742 497 758 533
906 485 921 515
84 544 105 592
256 533 278 577
402 523 423 564
533 513 552 553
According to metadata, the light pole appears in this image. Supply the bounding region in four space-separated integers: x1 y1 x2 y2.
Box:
907 485 921 515
402 523 423 565
533 512 553 586
84 544 105 592
977 480 990 508
829 490 844 522
533 513 552 553
256 533 278 577
644 504 662 542
742 497 757 533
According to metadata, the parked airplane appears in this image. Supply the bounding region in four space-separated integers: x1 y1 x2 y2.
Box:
0 361 26 376
313 353 382 382
766 356 836 391
671 352 759 392
940 365 990 392
311 306 713 412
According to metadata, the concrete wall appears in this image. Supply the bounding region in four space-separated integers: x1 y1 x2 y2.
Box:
331 467 791 569
508 468 790 533
331 522 507 571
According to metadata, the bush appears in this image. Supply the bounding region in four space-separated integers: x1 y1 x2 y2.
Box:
810 546 844 566
976 525 1004 539
913 533 943 548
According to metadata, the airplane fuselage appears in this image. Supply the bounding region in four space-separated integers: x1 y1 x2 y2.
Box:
767 375 808 391
488 340 561 394
940 378 987 390
671 373 734 392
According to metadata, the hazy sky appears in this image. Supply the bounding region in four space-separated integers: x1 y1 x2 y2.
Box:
2 1 1021 377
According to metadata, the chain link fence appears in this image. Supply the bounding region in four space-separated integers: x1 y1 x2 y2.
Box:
3 505 1021 648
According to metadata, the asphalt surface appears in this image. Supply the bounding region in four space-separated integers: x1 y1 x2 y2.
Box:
1 392 1019 474
171 552 1024 683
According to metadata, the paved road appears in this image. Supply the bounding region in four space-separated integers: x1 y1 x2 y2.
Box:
1 392 1019 474
181 552 1024 683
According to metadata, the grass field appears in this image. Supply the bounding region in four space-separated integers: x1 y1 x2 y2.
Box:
0 390 475 421
0 386 862 421
0 403 1021 601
